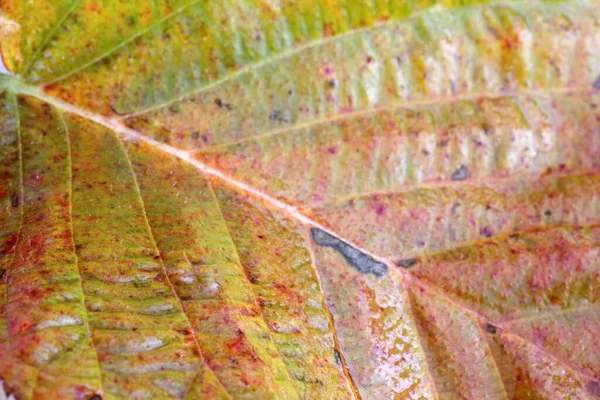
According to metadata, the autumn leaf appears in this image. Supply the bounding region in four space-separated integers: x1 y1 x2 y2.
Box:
1 0 600 399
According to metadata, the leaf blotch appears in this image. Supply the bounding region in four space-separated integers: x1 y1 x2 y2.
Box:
396 258 419 269
311 228 388 277
451 165 469 181
484 323 497 334
10 193 18 207
594 76 600 90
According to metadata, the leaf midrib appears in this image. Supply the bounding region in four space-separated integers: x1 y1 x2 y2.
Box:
3 74 599 393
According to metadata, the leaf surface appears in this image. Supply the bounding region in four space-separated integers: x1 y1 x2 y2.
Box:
1 1 600 399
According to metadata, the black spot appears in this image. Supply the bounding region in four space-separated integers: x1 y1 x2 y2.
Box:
10 193 19 208
89 395 102 400
544 210 552 216
201 135 208 143
269 109 288 123
0 268 5 280
451 165 469 181
191 131 199 140
334 350 342 366
214 98 232 111
594 76 600 90
484 323 497 334
311 228 340 247
396 258 419 269
126 15 137 26
480 226 494 238
288 89 293 95
310 228 387 277
327 79 335 88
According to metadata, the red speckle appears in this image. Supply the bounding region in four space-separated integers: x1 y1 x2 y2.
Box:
375 204 386 216
327 147 337 154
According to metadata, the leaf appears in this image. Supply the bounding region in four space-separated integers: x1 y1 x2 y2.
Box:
1 1 600 399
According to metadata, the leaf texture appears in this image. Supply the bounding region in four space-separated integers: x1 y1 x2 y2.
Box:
1 1 600 399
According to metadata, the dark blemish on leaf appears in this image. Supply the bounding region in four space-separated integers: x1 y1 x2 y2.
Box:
593 76 600 90
201 135 208 143
176 329 190 336
126 15 136 26
394 56 402 66
214 98 232 110
484 323 497 334
10 193 18 207
451 203 460 214
0 268 5 280
327 79 335 88
451 165 469 181
480 226 494 238
109 104 120 115
366 56 373 63
191 131 199 140
396 258 419 269
544 210 552 216
269 110 288 123
334 350 342 366
450 80 456 94
311 228 388 277
288 89 293 95
89 395 102 400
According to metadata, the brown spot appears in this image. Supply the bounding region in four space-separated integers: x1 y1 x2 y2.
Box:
484 323 497 334
191 131 199 140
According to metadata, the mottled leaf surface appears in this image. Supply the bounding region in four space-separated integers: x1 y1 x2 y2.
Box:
1 0 600 399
